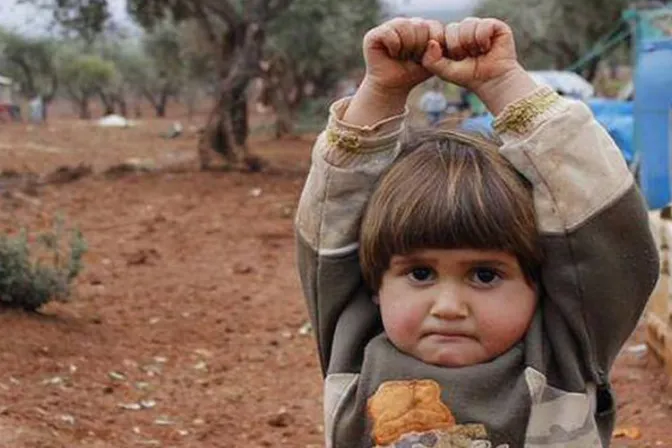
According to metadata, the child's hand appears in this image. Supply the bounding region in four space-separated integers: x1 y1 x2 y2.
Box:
343 18 444 126
422 18 538 115
362 18 444 94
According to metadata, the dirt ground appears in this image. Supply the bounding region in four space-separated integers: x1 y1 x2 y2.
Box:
0 110 670 447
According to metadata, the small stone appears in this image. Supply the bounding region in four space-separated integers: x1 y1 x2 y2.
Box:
232 264 254 275
194 349 213 358
193 361 208 371
60 415 76 425
119 403 142 411
267 408 293 428
298 321 313 336
154 417 175 426
89 276 103 286
108 371 126 381
140 399 157 409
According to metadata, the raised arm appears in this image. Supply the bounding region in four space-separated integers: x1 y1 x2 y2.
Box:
494 89 658 375
295 18 445 375
423 17 659 376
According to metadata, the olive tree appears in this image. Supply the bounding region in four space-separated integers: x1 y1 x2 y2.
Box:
58 50 116 119
0 29 59 119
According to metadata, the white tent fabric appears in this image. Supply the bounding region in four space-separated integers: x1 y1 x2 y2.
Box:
529 71 595 99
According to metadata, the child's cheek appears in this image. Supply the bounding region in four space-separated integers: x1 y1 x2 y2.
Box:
382 300 425 348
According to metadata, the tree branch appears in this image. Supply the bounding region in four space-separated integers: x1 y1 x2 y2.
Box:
8 56 36 97
192 2 219 49
141 87 159 109
45 73 58 102
199 0 242 27
266 0 294 20
519 28 555 56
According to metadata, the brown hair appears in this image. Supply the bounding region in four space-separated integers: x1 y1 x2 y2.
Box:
359 129 541 290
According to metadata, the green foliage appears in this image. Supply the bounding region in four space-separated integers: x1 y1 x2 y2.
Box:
58 50 116 97
0 28 59 99
267 0 380 94
19 0 110 44
0 218 87 311
177 20 217 85
142 21 185 85
476 0 630 75
127 0 194 30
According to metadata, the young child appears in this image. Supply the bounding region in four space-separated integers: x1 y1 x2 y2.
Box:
295 17 659 448
418 81 448 125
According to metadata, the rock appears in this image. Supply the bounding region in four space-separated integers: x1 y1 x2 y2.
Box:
232 264 254 275
126 248 160 266
267 408 293 428
249 188 263 198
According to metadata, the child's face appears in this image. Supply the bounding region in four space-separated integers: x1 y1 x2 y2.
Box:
378 248 536 367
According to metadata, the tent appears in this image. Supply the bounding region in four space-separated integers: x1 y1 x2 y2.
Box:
528 71 595 99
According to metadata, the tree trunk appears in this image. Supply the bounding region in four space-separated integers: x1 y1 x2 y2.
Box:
584 58 601 83
99 91 115 115
155 102 167 118
155 90 170 118
42 99 51 122
186 92 196 123
265 59 296 138
231 83 248 146
115 96 128 117
141 89 167 118
198 21 264 171
42 78 58 123
79 98 91 120
273 90 294 138
199 82 248 169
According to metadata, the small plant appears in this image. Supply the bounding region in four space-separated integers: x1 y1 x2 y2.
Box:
0 216 87 311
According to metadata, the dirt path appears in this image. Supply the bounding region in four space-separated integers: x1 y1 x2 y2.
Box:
0 118 669 447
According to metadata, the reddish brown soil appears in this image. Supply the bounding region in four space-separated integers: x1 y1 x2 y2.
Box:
0 113 669 447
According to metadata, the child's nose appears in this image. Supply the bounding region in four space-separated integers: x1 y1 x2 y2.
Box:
430 285 469 319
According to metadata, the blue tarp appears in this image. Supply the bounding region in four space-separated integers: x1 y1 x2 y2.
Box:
586 98 635 165
460 98 635 165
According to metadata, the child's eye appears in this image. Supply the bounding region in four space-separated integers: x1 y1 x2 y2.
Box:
469 268 502 288
407 267 436 284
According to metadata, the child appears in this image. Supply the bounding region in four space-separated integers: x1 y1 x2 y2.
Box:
418 81 448 125
295 17 658 448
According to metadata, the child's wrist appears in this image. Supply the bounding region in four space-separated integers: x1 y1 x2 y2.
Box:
342 77 410 127
473 66 539 116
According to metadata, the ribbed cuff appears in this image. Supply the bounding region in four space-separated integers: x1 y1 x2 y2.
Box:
493 86 567 137
323 97 407 167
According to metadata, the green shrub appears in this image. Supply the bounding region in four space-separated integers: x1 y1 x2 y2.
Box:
0 217 87 311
